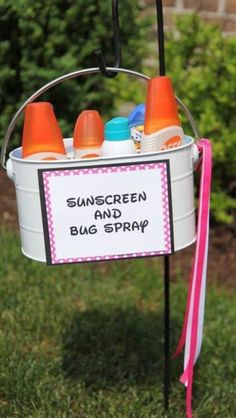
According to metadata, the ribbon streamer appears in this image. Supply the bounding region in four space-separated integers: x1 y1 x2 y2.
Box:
174 139 212 418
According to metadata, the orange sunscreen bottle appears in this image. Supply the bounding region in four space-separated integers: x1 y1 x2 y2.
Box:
22 102 67 160
142 76 183 152
73 110 104 158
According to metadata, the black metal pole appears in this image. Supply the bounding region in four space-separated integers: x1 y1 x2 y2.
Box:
154 0 170 410
155 0 166 76
163 255 170 411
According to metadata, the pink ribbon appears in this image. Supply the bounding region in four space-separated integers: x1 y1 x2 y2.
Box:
173 139 212 418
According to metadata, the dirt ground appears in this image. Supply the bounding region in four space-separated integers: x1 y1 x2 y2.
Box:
1 168 236 287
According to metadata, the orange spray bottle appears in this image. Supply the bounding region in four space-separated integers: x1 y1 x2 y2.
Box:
22 102 67 160
73 110 104 159
142 76 183 152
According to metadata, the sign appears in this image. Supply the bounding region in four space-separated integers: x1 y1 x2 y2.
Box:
38 160 174 265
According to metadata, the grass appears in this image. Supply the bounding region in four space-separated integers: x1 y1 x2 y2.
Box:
0 227 236 417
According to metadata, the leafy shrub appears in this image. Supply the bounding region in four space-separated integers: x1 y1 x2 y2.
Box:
0 0 149 145
164 14 236 224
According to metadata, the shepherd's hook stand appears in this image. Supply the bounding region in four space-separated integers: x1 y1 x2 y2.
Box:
94 0 171 411
95 0 170 410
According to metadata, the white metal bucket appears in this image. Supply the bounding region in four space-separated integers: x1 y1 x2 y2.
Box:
6 136 197 263
1 67 200 264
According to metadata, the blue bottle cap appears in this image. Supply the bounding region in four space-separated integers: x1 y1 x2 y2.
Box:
128 104 145 128
105 117 131 141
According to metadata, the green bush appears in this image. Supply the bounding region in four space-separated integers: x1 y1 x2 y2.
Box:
0 0 149 144
164 14 236 224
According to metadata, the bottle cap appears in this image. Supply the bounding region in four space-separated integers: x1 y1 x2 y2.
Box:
144 76 180 135
22 102 66 158
73 110 104 149
128 104 145 128
105 117 130 141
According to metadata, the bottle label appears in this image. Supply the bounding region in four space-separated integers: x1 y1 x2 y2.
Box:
160 136 182 151
130 125 144 150
140 126 183 153
24 152 67 161
82 153 100 159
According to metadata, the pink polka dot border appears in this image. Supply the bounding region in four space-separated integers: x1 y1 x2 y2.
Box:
41 162 173 265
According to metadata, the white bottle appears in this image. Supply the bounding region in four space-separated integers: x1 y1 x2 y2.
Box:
101 117 136 157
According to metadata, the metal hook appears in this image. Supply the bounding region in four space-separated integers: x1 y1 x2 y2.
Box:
95 0 164 78
95 0 121 78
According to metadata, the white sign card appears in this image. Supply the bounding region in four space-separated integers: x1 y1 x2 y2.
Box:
38 160 174 265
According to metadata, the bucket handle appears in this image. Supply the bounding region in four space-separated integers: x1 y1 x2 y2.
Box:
0 67 199 169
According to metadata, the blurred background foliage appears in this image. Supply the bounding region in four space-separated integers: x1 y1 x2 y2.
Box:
165 14 236 224
0 0 149 139
0 2 236 224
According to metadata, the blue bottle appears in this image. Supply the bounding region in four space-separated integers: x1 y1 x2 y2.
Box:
128 104 145 151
